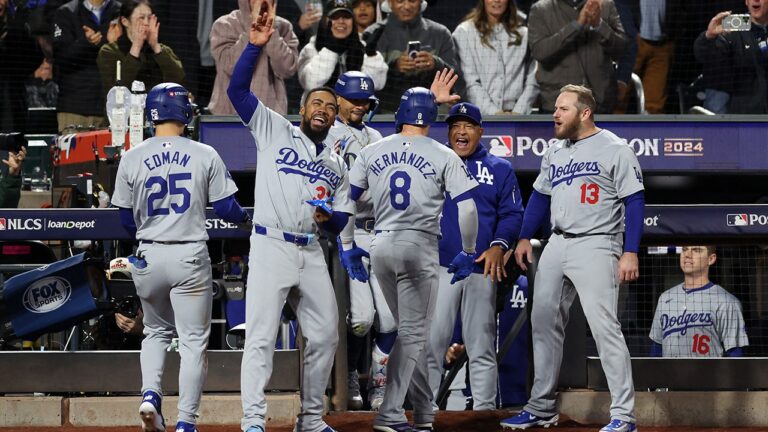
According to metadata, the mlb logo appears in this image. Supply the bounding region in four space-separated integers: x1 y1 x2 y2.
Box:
484 135 513 157
0 218 5 230
727 214 749 226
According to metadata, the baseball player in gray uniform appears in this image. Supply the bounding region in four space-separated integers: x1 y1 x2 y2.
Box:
112 82 248 432
326 71 397 411
227 3 354 432
340 71 480 432
502 85 645 432
649 246 749 357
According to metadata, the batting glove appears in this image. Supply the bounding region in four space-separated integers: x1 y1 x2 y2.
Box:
305 197 334 215
338 241 370 282
447 251 476 284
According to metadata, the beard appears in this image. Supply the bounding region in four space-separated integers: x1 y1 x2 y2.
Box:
555 117 581 140
300 119 331 144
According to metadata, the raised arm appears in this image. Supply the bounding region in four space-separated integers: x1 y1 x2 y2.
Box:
226 0 277 123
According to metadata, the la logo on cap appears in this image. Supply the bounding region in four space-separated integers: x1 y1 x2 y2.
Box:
459 105 467 114
360 80 369 91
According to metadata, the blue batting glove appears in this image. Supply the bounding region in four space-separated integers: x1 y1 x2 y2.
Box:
447 250 476 284
338 240 370 282
306 197 334 215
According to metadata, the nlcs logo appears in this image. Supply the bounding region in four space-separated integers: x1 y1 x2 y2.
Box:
22 276 72 313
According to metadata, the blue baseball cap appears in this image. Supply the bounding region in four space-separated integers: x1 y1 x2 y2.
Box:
445 102 482 126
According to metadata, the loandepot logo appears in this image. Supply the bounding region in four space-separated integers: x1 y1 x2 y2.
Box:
23 276 72 313
727 214 768 226
47 220 96 229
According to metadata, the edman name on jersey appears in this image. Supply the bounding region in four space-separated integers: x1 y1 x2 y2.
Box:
549 159 601 186
143 151 192 171
661 311 713 337
275 147 342 188
369 150 437 178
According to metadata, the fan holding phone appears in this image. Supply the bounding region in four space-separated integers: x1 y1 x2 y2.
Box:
694 2 768 114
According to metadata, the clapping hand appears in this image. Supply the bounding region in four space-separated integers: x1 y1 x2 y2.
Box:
2 146 26 177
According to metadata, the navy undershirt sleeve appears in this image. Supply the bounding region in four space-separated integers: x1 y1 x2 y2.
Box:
227 43 262 123
212 194 249 224
518 190 551 240
320 212 350 236
118 207 137 239
623 191 645 253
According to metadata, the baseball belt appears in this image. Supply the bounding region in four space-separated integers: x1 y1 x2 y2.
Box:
253 224 315 246
553 228 615 239
354 218 375 232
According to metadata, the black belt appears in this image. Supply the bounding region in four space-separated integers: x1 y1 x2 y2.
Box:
355 218 375 232
142 240 197 244
553 228 614 239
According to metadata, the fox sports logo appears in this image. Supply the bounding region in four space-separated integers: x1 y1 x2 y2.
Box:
23 276 73 313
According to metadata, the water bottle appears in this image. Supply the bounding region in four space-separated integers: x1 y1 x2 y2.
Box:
106 60 129 148
129 80 146 148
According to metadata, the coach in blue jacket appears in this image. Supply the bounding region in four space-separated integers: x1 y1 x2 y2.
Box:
426 102 524 410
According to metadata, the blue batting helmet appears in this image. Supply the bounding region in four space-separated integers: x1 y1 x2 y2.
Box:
146 82 194 125
335 71 380 113
394 87 437 131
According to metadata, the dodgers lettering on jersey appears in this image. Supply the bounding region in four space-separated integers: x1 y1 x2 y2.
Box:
326 119 384 219
245 103 354 233
111 136 238 241
649 283 749 357
350 134 477 235
533 129 644 235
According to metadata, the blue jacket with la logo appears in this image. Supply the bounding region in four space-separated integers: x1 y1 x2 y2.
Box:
438 145 524 272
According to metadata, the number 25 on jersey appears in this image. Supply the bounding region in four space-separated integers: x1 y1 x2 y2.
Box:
580 182 599 204
146 172 192 216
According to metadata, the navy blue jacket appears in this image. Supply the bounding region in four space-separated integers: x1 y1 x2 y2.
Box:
439 145 524 273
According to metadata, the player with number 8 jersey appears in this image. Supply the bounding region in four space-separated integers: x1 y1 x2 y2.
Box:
340 70 480 432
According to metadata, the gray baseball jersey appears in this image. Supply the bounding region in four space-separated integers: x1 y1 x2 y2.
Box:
649 283 749 357
523 128 641 425
240 102 353 432
112 135 236 426
533 129 644 234
112 136 238 240
326 119 383 220
246 103 355 231
349 134 477 234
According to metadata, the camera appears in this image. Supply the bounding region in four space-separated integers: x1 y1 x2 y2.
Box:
722 14 751 32
114 295 141 318
0 133 27 153
407 40 421 60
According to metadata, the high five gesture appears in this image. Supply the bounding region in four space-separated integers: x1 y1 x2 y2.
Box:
249 0 276 47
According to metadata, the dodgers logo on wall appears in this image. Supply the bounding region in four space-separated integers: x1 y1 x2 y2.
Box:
22 276 72 313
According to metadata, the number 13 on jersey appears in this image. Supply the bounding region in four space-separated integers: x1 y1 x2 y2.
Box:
580 182 599 204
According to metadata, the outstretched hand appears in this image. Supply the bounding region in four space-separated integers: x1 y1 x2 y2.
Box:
430 68 461 105
250 0 276 47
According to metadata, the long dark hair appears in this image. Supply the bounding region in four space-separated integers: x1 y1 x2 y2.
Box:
119 0 154 27
464 0 522 49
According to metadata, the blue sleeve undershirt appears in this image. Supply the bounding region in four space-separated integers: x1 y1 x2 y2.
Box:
726 347 743 357
518 190 550 240
650 342 662 357
212 194 249 224
118 207 137 239
320 212 350 236
227 43 262 123
351 185 365 201
622 191 645 253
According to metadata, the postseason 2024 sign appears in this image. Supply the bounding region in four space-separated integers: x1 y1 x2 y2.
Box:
199 117 768 173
